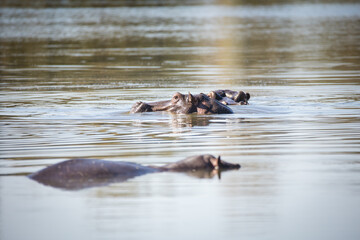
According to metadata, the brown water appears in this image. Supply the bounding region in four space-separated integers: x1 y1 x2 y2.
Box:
1 2 360 240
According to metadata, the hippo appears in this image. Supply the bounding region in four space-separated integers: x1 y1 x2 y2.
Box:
130 92 233 114
208 90 251 105
29 154 240 190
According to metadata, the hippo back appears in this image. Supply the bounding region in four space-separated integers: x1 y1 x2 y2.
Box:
29 159 160 190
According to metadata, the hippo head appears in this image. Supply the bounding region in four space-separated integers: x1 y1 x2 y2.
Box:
234 91 251 104
166 92 232 114
135 92 198 114
207 91 223 101
167 92 198 114
196 93 233 114
164 154 240 171
208 90 250 105
207 155 241 170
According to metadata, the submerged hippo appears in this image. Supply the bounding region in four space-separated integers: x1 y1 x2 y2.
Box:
130 92 233 114
208 90 251 105
29 154 240 190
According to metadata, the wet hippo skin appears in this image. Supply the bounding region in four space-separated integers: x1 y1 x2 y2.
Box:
208 90 251 105
29 154 240 190
130 92 233 114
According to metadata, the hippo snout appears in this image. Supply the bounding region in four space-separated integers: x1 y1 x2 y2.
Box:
220 162 241 170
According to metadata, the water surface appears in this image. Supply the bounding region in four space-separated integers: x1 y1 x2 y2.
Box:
1 3 360 240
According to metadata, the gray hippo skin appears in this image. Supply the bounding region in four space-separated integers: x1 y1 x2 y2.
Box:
29 154 240 190
208 90 251 105
130 92 233 114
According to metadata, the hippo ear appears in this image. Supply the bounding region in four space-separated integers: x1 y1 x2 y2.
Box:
217 156 221 167
207 91 215 99
188 92 195 104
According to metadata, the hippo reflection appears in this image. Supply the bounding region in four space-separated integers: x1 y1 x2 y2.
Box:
170 114 212 128
130 92 233 114
208 90 251 105
29 154 240 190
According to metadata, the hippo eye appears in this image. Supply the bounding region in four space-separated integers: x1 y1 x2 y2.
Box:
174 95 178 100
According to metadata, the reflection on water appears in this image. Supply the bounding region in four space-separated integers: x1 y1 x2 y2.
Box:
1 2 360 240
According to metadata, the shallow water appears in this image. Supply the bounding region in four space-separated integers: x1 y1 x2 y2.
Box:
1 2 360 240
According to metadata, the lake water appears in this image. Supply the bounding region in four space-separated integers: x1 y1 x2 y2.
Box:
1 2 360 240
